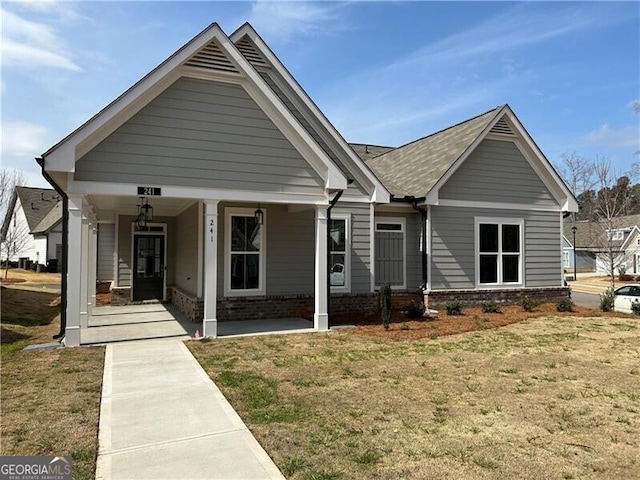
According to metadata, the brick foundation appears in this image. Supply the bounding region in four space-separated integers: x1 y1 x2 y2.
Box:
425 287 570 308
168 287 203 322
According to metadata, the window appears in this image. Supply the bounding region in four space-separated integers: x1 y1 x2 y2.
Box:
636 238 640 247
563 251 570 268
476 219 523 286
611 230 624 241
329 215 350 290
225 208 265 296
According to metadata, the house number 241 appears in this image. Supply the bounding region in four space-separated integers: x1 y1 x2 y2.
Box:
209 219 215 243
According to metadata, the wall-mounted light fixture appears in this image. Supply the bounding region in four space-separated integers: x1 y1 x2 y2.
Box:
254 206 264 225
135 197 154 230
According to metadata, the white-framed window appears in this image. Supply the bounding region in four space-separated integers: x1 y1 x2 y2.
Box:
636 238 640 247
329 214 350 292
374 217 406 289
475 218 524 286
224 207 265 297
563 251 570 268
611 230 624 241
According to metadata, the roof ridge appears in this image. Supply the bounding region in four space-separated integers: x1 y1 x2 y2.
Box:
376 105 504 158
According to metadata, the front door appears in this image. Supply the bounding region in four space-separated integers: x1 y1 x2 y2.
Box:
133 234 165 301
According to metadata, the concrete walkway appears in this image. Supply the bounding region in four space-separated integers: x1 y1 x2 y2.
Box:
96 339 285 479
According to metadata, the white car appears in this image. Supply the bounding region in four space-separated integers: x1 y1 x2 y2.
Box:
613 285 640 314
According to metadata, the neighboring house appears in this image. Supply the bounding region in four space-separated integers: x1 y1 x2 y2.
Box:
1 186 62 269
562 233 597 274
566 215 640 275
37 23 577 346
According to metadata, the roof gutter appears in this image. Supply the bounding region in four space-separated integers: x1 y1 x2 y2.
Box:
35 157 67 341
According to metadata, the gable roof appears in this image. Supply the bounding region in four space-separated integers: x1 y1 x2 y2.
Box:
1 187 60 238
42 22 348 191
230 23 390 202
32 200 63 234
349 143 395 162
566 214 640 250
366 107 501 198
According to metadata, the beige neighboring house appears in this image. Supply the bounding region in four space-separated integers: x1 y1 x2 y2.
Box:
1 186 63 269
37 22 578 346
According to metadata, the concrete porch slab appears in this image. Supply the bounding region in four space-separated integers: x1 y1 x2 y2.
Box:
217 318 313 337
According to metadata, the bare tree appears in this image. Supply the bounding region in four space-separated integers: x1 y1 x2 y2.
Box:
559 152 596 197
588 158 637 288
1 169 26 220
1 169 28 278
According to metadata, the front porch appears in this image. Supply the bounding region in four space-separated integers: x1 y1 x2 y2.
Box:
81 303 314 344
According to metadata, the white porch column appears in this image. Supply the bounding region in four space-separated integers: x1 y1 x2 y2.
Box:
79 215 89 330
314 205 329 330
203 201 219 338
66 194 83 347
88 221 98 316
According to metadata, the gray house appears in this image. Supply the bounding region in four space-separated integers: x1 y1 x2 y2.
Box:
38 23 577 346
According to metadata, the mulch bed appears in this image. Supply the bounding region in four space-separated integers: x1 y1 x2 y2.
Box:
334 303 634 341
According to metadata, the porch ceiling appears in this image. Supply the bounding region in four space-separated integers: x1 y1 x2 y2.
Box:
90 195 196 218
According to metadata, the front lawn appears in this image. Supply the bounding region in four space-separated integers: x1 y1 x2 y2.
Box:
189 315 640 479
1 286 104 480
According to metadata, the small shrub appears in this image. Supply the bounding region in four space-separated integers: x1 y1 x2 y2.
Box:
380 283 392 330
631 301 640 316
556 297 574 312
600 287 615 312
406 300 426 318
445 300 464 316
481 300 501 314
520 296 539 312
400 322 409 331
635 275 640 282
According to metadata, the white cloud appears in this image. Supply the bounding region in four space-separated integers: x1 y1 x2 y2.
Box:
248 0 347 41
585 124 640 149
2 121 52 158
1 6 82 71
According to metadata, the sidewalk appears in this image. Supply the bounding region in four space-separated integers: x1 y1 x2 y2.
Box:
96 339 285 479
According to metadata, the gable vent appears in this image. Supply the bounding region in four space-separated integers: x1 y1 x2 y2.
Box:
184 40 239 73
235 36 268 67
490 117 515 135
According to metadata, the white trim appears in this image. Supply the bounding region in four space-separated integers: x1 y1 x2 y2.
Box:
224 207 266 297
230 24 390 203
203 201 218 337
433 198 560 212
197 201 204 298
67 179 328 205
369 203 375 293
560 215 564 285
373 216 406 290
314 206 329 330
113 213 119 287
329 213 351 293
474 216 525 289
562 234 574 249
131 223 167 301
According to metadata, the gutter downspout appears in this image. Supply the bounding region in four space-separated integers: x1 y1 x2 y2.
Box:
410 198 428 290
36 157 67 340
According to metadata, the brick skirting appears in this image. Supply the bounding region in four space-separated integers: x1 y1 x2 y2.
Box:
111 287 131 306
425 287 571 308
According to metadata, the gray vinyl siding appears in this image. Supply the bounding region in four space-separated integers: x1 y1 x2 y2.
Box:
75 77 324 194
217 203 315 296
175 203 199 295
117 216 176 288
97 223 115 282
430 206 562 290
257 69 371 199
439 139 556 206
334 203 371 293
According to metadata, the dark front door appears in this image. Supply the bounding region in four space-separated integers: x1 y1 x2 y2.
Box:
133 234 165 301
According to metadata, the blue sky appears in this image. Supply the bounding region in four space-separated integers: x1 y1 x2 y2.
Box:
2 1 639 187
